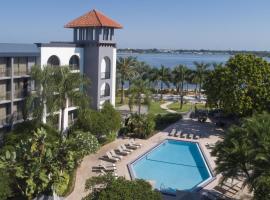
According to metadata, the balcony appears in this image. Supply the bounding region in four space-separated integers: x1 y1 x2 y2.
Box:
0 91 11 101
100 89 110 98
0 115 10 126
101 72 110 80
0 67 11 77
14 90 27 99
14 70 29 76
13 112 23 121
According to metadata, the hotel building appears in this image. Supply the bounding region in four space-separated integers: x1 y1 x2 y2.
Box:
0 9 122 134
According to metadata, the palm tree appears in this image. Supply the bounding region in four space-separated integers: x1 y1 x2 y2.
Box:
128 79 151 115
212 112 270 199
116 56 137 104
193 62 210 100
150 65 170 100
133 61 152 81
172 65 188 109
52 66 89 134
27 65 56 122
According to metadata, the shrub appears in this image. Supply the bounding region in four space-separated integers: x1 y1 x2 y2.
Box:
126 114 155 139
84 174 162 200
4 120 59 146
155 113 182 130
0 169 13 200
69 130 99 161
54 171 70 196
100 102 121 133
75 103 121 142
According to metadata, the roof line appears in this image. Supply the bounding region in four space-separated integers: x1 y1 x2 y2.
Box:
93 9 103 27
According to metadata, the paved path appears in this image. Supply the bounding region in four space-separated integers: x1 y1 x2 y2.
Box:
160 101 176 113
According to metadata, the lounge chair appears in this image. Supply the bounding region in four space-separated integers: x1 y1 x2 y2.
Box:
121 144 133 153
175 131 181 137
105 151 120 162
126 142 139 150
110 150 123 160
180 132 188 138
92 163 116 172
168 128 176 136
188 133 194 139
201 190 226 200
205 143 216 149
194 134 200 140
100 169 118 178
116 146 130 155
131 139 142 147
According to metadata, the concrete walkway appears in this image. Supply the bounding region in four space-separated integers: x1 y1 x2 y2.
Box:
160 101 176 113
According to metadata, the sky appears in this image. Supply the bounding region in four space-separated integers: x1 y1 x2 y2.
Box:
0 0 270 50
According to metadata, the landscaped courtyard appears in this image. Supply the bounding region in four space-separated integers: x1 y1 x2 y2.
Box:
66 114 253 200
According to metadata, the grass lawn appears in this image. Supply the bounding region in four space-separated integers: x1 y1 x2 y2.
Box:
115 95 128 107
149 101 169 115
168 102 206 113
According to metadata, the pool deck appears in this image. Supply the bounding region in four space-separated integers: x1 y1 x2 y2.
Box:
66 117 252 200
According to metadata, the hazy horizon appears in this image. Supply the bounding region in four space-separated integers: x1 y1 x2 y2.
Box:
0 0 270 51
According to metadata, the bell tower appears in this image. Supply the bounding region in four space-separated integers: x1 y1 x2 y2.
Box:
65 9 122 109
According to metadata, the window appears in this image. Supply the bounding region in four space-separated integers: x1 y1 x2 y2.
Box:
103 28 109 40
100 83 110 97
101 57 111 79
69 55 80 70
47 55 60 67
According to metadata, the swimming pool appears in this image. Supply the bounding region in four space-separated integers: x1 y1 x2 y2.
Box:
128 139 214 194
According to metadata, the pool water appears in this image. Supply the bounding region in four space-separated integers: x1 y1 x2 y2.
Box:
129 140 213 194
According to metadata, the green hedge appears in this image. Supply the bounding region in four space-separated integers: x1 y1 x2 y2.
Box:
155 113 182 130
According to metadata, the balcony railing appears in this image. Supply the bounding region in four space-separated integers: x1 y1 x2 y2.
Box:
14 90 27 99
100 89 110 98
101 72 110 80
0 115 10 126
14 70 29 76
0 91 11 101
0 67 11 77
69 65 80 71
13 112 23 121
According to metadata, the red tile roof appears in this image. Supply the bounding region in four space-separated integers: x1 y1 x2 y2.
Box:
65 9 123 29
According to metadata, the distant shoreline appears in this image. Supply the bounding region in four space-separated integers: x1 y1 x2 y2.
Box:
118 49 270 57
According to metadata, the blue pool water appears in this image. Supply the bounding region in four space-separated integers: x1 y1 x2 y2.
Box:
130 140 213 194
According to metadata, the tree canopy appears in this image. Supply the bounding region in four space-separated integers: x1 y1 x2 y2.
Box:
83 174 162 200
204 54 270 116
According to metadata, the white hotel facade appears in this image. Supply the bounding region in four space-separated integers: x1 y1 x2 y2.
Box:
0 9 122 134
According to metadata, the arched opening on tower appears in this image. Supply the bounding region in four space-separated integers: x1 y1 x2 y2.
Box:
69 55 80 70
47 55 60 67
100 83 110 97
101 57 111 80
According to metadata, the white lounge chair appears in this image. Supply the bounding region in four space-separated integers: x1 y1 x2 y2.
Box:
100 169 118 178
126 142 139 149
188 133 194 139
168 128 176 136
180 132 188 138
206 143 216 149
175 131 182 137
116 146 130 155
194 134 200 140
121 144 133 153
131 139 142 147
92 163 116 172
105 151 120 162
110 150 123 160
